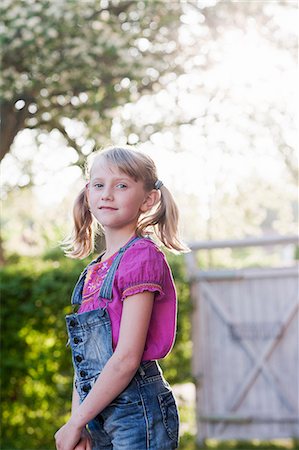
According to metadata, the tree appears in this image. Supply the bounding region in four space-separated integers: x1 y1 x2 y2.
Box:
1 0 182 164
1 0 297 257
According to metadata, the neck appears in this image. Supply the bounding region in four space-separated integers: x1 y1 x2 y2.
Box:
103 227 137 259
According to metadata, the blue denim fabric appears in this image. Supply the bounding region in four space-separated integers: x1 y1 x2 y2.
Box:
71 236 141 308
65 237 179 449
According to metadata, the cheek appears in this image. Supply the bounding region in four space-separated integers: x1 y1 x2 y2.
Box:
88 192 97 209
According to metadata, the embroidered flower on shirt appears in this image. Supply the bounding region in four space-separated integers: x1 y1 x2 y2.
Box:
81 256 115 305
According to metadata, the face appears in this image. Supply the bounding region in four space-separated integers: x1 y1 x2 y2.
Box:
87 157 155 232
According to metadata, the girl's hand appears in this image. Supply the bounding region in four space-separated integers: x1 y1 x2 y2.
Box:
74 428 92 450
54 421 88 450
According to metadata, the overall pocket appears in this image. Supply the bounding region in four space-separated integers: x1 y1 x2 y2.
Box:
158 390 179 442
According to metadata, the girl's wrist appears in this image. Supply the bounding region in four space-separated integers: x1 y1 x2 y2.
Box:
68 410 86 430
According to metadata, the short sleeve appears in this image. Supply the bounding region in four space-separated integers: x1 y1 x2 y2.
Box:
116 239 165 301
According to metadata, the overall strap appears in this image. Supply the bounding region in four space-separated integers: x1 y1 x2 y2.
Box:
70 252 105 306
99 236 141 302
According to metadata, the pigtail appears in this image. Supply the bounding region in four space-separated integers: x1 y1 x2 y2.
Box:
138 185 189 253
63 187 94 259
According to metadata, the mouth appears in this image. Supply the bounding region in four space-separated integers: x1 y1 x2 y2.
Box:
99 206 118 210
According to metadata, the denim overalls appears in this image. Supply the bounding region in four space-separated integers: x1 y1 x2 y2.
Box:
65 237 179 449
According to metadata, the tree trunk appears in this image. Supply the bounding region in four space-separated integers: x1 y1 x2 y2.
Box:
0 101 28 162
0 233 6 266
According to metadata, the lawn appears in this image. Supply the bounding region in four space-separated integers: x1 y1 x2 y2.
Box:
179 434 299 450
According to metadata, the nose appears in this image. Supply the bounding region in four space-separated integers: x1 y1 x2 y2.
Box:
101 186 113 200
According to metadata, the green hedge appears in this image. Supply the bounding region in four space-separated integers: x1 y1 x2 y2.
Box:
0 251 191 450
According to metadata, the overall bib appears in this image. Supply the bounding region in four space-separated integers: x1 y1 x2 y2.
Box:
65 237 179 449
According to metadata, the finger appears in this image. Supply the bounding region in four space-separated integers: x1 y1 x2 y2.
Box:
74 439 85 450
84 438 92 450
75 436 91 450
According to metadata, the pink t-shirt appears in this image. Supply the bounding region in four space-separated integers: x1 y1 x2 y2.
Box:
78 238 177 361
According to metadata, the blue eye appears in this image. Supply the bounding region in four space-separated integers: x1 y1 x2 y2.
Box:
116 183 127 189
93 183 103 189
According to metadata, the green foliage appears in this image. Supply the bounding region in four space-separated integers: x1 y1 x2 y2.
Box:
0 257 86 449
160 252 192 385
0 252 191 449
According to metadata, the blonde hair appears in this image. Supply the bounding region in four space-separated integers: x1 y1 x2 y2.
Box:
65 146 189 258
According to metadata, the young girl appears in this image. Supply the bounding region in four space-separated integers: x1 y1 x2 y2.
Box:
55 146 188 450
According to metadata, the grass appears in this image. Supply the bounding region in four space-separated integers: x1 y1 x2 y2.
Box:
179 434 299 450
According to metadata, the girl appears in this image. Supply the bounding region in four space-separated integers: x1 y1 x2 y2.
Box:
55 146 188 450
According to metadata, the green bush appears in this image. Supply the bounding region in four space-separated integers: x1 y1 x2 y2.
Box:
0 252 191 449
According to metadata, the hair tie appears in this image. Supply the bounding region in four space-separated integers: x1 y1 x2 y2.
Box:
155 180 163 190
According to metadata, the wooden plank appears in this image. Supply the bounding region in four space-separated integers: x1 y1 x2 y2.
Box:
185 251 198 280
188 237 299 441
193 266 298 281
198 415 299 424
193 273 299 440
198 278 299 437
223 299 299 415
188 235 298 251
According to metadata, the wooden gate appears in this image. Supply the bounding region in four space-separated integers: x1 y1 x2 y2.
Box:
185 236 299 442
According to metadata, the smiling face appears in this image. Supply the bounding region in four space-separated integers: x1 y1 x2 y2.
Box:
87 157 156 234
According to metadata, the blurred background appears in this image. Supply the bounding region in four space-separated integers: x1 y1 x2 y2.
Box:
0 0 298 449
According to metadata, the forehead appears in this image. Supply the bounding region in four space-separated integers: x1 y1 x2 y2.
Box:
90 156 134 180
90 155 140 181
91 157 119 176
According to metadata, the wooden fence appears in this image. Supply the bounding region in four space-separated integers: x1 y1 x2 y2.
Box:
185 235 299 443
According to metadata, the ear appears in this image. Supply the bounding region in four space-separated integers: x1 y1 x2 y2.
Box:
140 190 159 213
85 183 90 206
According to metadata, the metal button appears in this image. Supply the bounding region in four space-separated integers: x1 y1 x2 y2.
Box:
80 370 87 377
98 309 105 317
82 384 90 393
75 355 83 363
69 320 77 327
74 337 80 344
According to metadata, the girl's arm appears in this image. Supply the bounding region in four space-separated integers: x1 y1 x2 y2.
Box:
62 377 92 450
72 377 80 412
55 291 154 450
